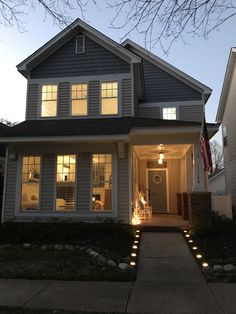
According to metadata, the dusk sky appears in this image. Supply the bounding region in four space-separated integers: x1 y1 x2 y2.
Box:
0 2 235 142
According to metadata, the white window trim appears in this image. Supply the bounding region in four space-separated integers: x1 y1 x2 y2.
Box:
54 154 78 213
89 153 118 217
100 81 121 116
15 155 42 214
75 35 85 54
39 84 58 119
70 83 88 117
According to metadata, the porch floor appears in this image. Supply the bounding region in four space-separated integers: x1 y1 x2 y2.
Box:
140 214 189 228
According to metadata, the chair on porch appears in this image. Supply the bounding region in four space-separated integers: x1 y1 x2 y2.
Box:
137 192 152 220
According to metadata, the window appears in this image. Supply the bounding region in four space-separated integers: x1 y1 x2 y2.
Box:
56 155 76 212
41 85 57 117
101 82 118 115
75 35 85 54
92 154 112 211
21 156 41 211
71 83 88 116
163 107 176 120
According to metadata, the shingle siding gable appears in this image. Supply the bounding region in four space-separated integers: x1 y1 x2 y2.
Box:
30 35 130 78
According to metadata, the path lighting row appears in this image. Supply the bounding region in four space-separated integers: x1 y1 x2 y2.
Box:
130 229 141 267
183 229 209 269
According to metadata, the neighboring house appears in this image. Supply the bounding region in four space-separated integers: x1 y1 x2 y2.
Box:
0 19 218 224
208 168 225 195
216 47 236 218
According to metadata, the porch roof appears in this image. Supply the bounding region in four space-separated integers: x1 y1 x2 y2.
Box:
0 117 218 142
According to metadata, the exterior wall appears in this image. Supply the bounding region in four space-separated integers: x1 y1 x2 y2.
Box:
138 106 161 119
222 62 236 213
26 78 132 120
179 105 204 122
208 172 226 195
138 158 181 213
2 143 130 223
31 35 130 79
142 59 202 103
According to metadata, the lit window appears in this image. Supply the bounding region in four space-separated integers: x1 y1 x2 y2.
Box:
21 156 41 211
92 154 112 211
41 85 57 117
56 155 76 212
101 82 118 115
163 107 176 120
71 83 88 116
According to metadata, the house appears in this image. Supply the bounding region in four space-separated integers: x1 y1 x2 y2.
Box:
0 122 9 215
216 47 236 219
208 168 225 195
0 19 218 225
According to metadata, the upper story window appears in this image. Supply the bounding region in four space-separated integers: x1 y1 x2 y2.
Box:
71 83 88 116
162 107 176 120
101 82 118 115
41 85 57 117
75 35 85 54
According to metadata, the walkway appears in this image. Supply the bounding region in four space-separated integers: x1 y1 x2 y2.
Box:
0 232 235 313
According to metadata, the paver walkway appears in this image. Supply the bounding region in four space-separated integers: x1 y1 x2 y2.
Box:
0 232 235 313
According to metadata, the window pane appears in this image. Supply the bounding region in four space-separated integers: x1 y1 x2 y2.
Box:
92 154 112 211
72 100 87 116
102 98 118 115
41 85 57 117
56 155 76 212
71 84 87 116
41 101 57 117
163 107 176 120
21 156 40 211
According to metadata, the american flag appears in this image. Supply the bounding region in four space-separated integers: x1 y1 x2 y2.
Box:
200 117 213 173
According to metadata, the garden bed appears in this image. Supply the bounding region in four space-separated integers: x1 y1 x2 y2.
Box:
0 221 136 281
191 213 236 282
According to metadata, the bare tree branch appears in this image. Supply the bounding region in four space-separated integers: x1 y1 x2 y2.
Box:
210 140 224 172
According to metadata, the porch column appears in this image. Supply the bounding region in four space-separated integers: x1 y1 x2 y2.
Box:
192 142 205 191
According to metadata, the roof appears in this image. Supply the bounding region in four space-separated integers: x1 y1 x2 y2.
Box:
216 48 236 122
17 19 141 78
122 39 212 102
0 122 10 133
0 122 10 157
0 118 218 141
208 168 224 181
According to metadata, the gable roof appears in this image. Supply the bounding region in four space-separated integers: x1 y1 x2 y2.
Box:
122 39 212 102
216 48 236 122
17 19 141 78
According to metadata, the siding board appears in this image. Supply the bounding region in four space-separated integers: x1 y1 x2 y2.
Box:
40 154 55 212
31 35 130 78
138 106 161 119
143 60 202 102
88 81 100 116
58 82 70 118
122 79 132 116
179 105 204 122
26 84 38 120
77 153 91 213
4 159 17 221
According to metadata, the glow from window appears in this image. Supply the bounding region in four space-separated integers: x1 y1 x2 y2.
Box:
101 82 118 115
21 156 40 211
41 85 57 117
163 107 176 120
71 83 87 116
56 155 76 212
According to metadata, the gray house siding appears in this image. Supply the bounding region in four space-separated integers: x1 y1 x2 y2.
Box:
142 60 202 103
179 105 204 122
58 82 70 118
122 79 132 116
77 153 91 213
88 81 100 117
3 159 17 221
138 106 161 119
118 145 130 223
31 35 130 79
26 84 38 120
40 154 56 213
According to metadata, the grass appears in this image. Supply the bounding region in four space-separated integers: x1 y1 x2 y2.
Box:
0 221 136 281
191 213 236 282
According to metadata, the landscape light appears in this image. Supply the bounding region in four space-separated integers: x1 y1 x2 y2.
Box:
136 230 140 233
202 262 208 267
135 234 140 238
130 261 136 266
134 240 139 244
196 254 202 259
189 240 193 243
131 253 137 257
133 245 138 249
192 246 197 250
185 234 190 238
184 230 187 233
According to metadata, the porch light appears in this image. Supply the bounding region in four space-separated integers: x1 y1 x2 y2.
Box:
159 152 164 160
158 158 163 165
202 262 209 267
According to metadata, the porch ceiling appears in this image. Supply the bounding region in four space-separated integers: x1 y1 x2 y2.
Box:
133 144 191 159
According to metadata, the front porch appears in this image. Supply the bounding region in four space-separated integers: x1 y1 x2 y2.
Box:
139 213 189 228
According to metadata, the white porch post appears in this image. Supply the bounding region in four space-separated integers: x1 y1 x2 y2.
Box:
192 142 205 191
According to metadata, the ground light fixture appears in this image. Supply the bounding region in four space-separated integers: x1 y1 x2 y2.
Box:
130 261 136 266
202 262 209 267
135 234 140 238
196 254 202 259
192 246 197 250
184 230 187 233
189 240 193 243
185 234 190 238
134 240 139 244
131 253 137 257
133 245 138 249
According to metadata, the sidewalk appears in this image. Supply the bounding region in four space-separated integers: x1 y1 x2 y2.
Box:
0 232 235 313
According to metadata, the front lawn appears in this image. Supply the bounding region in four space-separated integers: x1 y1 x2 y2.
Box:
0 221 136 281
191 213 236 282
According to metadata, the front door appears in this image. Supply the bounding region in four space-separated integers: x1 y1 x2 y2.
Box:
148 170 168 213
